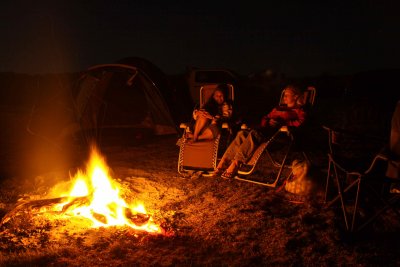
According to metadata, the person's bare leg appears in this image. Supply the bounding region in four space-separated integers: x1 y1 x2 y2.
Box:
214 158 229 176
196 128 214 141
216 158 229 170
225 159 241 174
217 131 245 171
193 117 209 141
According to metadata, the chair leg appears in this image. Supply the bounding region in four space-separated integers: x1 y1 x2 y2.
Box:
326 169 363 232
351 177 362 232
356 182 400 232
335 165 350 231
325 164 352 231
234 139 293 188
325 160 333 204
272 142 293 186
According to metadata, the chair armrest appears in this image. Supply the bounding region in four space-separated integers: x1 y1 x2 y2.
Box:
362 147 400 175
280 126 289 132
179 123 192 133
380 149 400 168
240 124 289 132
241 124 249 130
322 125 386 143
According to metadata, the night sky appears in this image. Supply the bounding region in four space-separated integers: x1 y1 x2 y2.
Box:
1 1 399 76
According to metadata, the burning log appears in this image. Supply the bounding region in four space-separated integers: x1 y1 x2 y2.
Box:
1 197 67 226
92 212 108 224
0 196 90 226
1 196 154 229
124 207 150 226
61 195 91 213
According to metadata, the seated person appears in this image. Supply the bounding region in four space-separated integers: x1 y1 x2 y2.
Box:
187 84 233 142
215 85 306 178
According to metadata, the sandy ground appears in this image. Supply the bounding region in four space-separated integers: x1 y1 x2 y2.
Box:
1 126 400 266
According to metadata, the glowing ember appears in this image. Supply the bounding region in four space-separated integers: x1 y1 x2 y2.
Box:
55 146 161 233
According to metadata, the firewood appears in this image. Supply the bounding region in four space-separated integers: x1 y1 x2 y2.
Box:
92 212 108 224
124 207 150 226
61 196 91 213
0 196 90 226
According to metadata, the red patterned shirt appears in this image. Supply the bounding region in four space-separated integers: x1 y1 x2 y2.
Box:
261 105 306 128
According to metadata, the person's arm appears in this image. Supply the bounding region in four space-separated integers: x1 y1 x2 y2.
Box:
214 102 233 125
222 102 233 119
193 107 213 120
286 108 306 127
262 107 279 127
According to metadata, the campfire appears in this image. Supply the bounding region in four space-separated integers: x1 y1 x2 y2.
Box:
1 145 163 234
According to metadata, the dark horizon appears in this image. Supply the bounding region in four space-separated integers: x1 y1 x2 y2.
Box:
1 1 400 77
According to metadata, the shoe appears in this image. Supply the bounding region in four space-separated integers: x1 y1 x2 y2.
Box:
221 161 242 179
181 170 194 178
212 168 225 177
189 171 203 179
221 170 236 179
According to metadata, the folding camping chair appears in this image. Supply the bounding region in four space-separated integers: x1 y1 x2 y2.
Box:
323 126 400 232
234 86 316 187
177 83 235 177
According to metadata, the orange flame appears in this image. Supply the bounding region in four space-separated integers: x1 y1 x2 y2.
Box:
57 146 161 233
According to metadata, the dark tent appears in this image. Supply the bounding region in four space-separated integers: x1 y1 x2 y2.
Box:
28 58 178 150
74 62 178 139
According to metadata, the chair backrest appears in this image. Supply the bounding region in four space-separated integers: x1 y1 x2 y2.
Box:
279 86 316 108
326 127 364 158
324 126 386 171
200 83 234 107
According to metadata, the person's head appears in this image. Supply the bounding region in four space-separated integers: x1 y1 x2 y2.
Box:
283 85 302 107
212 84 228 105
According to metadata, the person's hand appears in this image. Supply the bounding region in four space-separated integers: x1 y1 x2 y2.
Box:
260 116 269 127
198 110 213 119
269 119 280 127
211 115 221 124
196 110 205 117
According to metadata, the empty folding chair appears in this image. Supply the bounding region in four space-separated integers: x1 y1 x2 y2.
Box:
323 125 400 232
